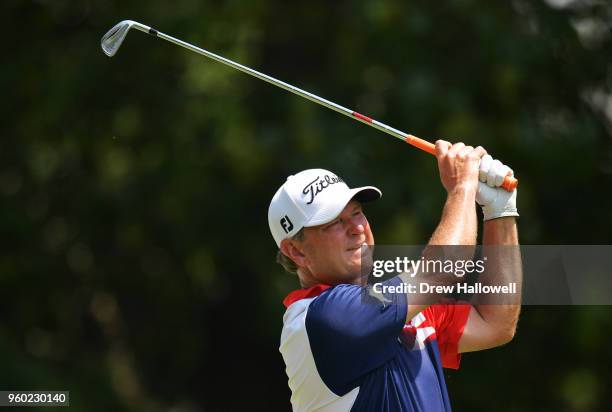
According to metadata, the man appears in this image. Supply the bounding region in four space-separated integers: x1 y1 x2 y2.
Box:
268 141 521 411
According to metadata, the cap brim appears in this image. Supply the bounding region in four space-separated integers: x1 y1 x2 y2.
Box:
351 186 382 203
303 185 382 227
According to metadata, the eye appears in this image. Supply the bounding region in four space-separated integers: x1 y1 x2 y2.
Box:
324 219 341 230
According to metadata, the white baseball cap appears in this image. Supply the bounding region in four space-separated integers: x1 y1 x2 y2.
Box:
268 169 382 247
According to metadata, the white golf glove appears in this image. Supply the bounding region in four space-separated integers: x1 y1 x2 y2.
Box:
476 155 519 221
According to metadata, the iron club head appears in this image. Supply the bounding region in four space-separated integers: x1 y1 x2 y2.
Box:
101 20 152 57
101 20 136 57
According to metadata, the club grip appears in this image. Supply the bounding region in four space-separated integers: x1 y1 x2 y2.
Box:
501 175 518 191
404 136 519 192
407 136 437 155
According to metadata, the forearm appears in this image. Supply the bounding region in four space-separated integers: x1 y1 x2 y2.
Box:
484 217 519 246
402 141 484 320
429 187 478 246
403 187 478 319
475 217 522 339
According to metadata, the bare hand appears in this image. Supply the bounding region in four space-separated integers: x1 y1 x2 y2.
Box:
435 140 487 194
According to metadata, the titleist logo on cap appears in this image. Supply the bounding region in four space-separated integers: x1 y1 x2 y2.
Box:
302 174 344 205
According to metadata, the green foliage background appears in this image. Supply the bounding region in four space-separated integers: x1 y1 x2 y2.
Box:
1 0 611 410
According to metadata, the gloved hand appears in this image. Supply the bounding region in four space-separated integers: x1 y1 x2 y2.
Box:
476 155 519 221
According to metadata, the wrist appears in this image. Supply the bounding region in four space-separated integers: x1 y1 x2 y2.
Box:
482 207 519 221
447 184 478 199
442 185 478 220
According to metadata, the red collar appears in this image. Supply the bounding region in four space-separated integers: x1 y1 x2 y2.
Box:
283 284 332 308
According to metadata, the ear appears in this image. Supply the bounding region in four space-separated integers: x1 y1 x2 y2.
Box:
280 238 308 268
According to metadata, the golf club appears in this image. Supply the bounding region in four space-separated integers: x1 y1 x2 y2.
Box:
101 20 518 191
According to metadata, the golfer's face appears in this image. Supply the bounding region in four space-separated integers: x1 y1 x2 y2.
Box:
302 200 374 284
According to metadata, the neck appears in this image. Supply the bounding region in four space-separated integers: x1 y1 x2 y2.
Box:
297 268 321 288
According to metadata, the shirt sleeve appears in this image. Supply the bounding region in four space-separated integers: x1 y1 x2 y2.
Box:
305 277 408 395
425 303 471 369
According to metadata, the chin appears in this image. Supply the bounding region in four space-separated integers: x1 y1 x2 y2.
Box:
344 263 364 280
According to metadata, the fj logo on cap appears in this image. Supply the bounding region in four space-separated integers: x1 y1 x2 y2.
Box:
280 215 294 234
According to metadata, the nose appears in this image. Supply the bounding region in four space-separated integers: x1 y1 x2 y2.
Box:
348 215 365 235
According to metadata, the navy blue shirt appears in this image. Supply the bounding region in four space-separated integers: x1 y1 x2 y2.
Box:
280 277 470 411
